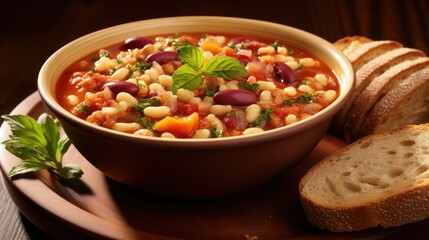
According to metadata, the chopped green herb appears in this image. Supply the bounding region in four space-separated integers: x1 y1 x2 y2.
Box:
238 81 259 92
208 126 224 138
1 114 83 179
204 86 220 97
126 65 134 79
80 105 90 114
136 117 156 131
132 98 161 114
300 77 312 85
251 108 272 127
134 61 151 72
171 45 248 94
100 50 111 58
283 93 313 105
288 49 295 55
270 41 282 51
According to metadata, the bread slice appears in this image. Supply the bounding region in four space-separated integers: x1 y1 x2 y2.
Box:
300 123 429 232
360 66 429 136
331 40 403 136
333 36 373 57
347 40 403 71
343 49 427 142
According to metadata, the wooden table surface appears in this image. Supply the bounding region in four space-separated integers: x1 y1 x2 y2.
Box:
1 0 428 239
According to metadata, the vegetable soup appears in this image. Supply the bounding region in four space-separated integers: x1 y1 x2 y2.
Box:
56 33 339 138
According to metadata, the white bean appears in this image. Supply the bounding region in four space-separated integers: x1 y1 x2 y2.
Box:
101 107 119 115
298 85 314 94
112 122 140 133
176 88 195 102
111 67 130 80
210 105 232 116
66 95 79 106
158 74 173 88
192 129 211 138
149 83 166 94
257 81 276 91
258 46 275 55
143 106 171 118
116 92 138 105
160 132 176 138
284 86 297 97
205 114 223 131
299 58 316 67
324 90 337 103
285 114 297 125
314 74 328 86
245 104 261 123
259 90 272 102
242 127 264 135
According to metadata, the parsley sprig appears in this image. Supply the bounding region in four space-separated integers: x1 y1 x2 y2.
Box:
171 45 248 93
1 114 83 179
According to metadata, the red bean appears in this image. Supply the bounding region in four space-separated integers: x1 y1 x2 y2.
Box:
102 81 139 96
146 51 179 64
273 62 297 84
213 89 258 106
122 37 154 50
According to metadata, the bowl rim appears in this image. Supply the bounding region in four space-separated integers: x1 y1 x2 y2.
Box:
38 16 354 146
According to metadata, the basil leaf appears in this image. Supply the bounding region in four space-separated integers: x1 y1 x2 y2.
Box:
1 114 83 179
3 114 47 146
9 161 51 178
171 64 204 94
202 56 248 79
59 164 84 179
38 113 60 158
177 45 204 69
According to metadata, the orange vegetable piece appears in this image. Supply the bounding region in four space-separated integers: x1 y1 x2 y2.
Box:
154 112 199 138
201 41 223 55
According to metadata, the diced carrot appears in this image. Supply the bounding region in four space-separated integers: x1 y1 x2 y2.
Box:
222 46 236 57
154 112 199 138
201 41 223 55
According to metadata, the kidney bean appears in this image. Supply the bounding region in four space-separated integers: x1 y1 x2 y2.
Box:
102 81 139 96
228 36 259 45
146 51 179 64
121 37 154 50
273 62 297 84
213 89 258 106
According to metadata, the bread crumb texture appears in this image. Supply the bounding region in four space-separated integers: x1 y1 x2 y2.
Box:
300 124 429 231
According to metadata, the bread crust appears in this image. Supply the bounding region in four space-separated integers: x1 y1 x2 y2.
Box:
343 49 427 142
300 124 429 232
332 40 403 137
348 40 403 71
361 66 429 136
333 36 373 56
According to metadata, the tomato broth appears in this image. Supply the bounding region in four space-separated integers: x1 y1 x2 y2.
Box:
56 33 339 138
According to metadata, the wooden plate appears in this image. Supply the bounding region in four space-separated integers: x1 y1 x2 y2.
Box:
1 92 429 239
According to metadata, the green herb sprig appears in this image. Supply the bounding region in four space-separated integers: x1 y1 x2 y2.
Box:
171 45 248 93
1 114 83 179
283 93 314 105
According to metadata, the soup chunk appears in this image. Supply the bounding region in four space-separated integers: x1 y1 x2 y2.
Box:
56 33 339 138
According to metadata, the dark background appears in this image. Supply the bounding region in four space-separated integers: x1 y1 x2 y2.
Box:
1 0 428 239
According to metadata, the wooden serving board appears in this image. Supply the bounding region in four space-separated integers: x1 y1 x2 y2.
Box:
1 92 429 240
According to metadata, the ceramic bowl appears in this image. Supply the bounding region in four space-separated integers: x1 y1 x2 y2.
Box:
38 16 354 199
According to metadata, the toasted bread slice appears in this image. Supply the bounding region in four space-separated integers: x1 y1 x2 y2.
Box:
343 49 427 142
348 40 403 71
333 36 373 57
300 123 429 232
331 40 403 136
360 66 429 136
